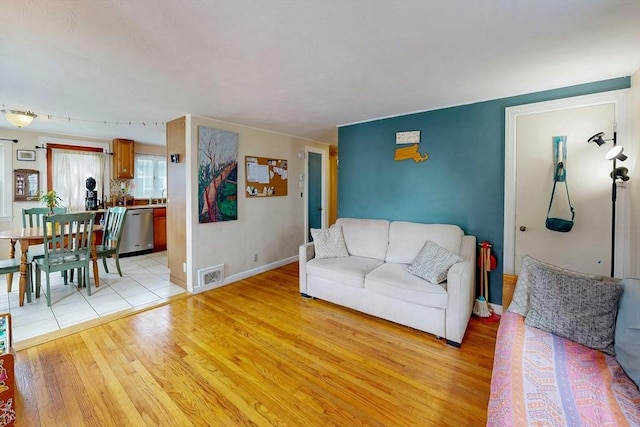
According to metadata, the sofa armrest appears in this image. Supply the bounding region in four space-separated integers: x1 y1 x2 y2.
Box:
445 235 476 345
299 242 315 294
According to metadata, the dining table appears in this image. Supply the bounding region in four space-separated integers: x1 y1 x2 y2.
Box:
0 224 102 306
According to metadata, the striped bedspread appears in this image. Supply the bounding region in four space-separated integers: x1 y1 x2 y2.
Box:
487 311 640 427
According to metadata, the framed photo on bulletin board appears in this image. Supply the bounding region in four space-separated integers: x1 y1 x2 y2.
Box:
245 156 288 197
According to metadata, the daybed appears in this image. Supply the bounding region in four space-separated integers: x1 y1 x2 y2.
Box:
487 256 640 426
299 218 476 346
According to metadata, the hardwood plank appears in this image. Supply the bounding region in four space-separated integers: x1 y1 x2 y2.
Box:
503 274 518 308
13 262 499 426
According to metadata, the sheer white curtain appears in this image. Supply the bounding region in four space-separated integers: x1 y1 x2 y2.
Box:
0 142 10 219
52 149 105 211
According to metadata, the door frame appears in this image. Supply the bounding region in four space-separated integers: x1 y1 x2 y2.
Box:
304 146 328 243
504 89 630 275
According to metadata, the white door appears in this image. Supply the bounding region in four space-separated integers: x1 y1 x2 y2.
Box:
514 103 615 276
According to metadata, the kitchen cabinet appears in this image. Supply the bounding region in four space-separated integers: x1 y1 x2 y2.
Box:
112 138 135 179
153 207 166 251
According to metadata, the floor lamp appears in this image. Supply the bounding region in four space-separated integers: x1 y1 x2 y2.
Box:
588 131 631 277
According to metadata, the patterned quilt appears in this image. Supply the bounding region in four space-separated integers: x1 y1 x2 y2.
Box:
487 311 640 426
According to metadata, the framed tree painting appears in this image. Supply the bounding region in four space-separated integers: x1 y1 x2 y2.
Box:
198 126 239 223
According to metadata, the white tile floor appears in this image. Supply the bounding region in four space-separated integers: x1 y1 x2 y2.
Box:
0 251 186 344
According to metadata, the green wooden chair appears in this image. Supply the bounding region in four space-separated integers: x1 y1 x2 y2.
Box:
34 212 95 306
0 257 33 303
96 207 127 277
22 207 67 228
21 207 69 291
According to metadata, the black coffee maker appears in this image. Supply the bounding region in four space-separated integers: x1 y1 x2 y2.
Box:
85 177 99 211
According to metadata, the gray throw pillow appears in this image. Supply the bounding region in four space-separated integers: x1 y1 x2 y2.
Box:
615 278 640 388
310 225 349 259
509 255 603 317
407 240 462 285
525 264 622 355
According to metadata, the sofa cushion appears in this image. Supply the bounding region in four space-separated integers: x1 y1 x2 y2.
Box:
306 256 384 288
525 264 622 356
615 278 640 388
386 222 463 264
365 263 448 309
406 241 462 285
310 225 349 259
336 218 390 260
509 255 603 317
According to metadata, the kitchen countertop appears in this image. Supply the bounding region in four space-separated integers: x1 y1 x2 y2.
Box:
126 204 166 209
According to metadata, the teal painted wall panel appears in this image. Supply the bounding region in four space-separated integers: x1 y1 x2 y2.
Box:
338 77 630 305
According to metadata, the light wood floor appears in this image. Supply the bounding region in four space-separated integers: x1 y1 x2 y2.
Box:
13 262 499 426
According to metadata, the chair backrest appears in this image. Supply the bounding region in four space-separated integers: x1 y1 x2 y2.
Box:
42 212 95 264
22 207 67 228
101 207 127 249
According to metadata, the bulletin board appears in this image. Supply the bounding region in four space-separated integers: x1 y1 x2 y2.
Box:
245 156 288 197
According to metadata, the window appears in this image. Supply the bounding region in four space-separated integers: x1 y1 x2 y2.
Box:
47 144 107 212
0 142 11 220
132 154 166 199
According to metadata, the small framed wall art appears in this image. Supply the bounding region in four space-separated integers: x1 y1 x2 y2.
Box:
13 169 40 201
16 149 36 161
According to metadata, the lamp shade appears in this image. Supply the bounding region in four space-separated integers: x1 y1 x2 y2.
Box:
1 109 37 128
587 132 607 146
605 145 627 161
611 166 630 181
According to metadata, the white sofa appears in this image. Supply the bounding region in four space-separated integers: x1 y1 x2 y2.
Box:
299 218 476 346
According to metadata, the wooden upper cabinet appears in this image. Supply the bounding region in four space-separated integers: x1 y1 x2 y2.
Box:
112 138 135 179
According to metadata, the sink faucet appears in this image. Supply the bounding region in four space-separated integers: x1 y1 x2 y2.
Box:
161 188 167 203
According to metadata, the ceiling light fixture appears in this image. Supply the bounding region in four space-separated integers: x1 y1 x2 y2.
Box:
1 109 37 128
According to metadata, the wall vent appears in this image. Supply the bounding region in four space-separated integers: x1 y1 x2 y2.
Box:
198 264 224 288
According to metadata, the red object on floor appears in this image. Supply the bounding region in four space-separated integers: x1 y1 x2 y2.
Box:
477 312 501 323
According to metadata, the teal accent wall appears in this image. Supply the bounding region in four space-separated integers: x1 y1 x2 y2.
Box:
338 77 631 305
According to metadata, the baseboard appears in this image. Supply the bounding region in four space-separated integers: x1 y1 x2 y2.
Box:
489 303 503 315
192 255 299 294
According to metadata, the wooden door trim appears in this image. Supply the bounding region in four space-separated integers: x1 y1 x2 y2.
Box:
46 143 103 189
304 146 328 243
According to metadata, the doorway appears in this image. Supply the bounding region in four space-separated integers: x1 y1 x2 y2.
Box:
305 147 326 242
504 90 630 277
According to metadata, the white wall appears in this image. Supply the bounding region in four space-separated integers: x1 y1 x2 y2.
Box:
629 68 640 278
186 116 328 291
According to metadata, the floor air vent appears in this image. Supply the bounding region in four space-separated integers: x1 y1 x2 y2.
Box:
197 264 224 288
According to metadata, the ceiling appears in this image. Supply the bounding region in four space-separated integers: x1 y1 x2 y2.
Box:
1 1 639 146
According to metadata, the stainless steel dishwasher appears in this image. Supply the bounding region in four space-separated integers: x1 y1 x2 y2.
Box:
119 208 154 255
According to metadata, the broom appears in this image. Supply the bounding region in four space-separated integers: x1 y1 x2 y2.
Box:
473 243 491 317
